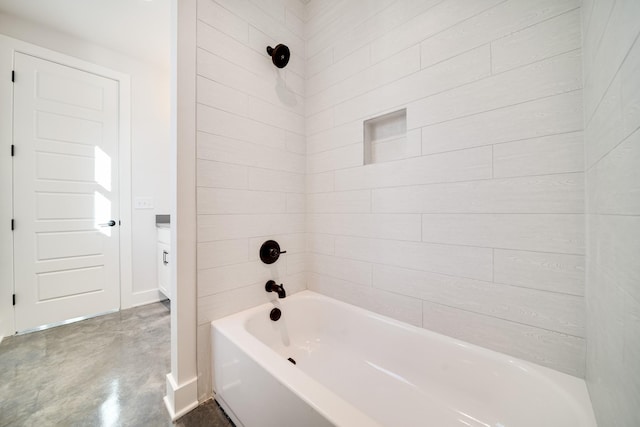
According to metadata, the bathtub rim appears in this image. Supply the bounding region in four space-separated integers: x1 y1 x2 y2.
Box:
211 290 596 427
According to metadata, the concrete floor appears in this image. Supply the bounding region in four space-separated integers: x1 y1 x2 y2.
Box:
0 302 233 427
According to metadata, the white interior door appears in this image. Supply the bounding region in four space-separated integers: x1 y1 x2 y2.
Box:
13 52 120 332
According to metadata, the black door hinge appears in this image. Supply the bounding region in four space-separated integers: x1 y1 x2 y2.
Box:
11 70 14 82
11 219 14 230
11 144 15 156
12 294 15 306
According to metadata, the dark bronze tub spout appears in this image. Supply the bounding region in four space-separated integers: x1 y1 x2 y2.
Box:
265 280 286 298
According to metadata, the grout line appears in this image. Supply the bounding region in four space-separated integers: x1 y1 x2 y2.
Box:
308 170 585 196
305 46 581 125
304 253 586 298
305 231 587 257
418 298 586 339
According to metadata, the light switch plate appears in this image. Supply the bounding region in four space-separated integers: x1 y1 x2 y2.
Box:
134 197 154 209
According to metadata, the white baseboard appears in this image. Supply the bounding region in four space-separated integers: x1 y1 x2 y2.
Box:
164 373 199 421
131 288 166 307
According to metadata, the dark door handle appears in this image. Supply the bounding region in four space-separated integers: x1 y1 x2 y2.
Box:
163 250 169 265
99 220 116 227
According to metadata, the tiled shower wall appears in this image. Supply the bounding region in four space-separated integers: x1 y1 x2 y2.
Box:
305 0 586 376
194 0 307 399
582 0 640 425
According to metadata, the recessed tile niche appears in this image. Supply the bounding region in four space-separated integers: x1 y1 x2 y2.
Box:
363 108 409 165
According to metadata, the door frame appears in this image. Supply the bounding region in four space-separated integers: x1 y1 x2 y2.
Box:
0 34 133 337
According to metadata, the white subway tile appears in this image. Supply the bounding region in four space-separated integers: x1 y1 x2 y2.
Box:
247 95 305 134
285 8 304 37
308 213 421 241
197 75 249 115
216 0 305 58
306 143 362 174
198 259 286 297
370 0 503 64
491 9 582 73
286 193 306 213
420 0 580 68
197 239 249 270
197 78 303 136
306 46 420 117
588 129 640 216
305 0 391 59
307 45 371 97
494 249 585 296
248 168 304 193
582 0 615 85
307 121 362 155
197 48 304 115
306 108 334 135
284 131 305 156
621 36 640 138
308 273 422 327
198 0 248 43
334 45 491 126
333 0 443 64
305 0 348 38
284 0 305 23
197 159 248 189
422 213 585 254
198 213 305 242
583 0 640 121
422 91 583 154
306 233 335 256
197 132 305 174
334 236 493 281
197 188 286 214
248 0 286 23
493 132 584 178
286 252 307 275
198 20 273 78
374 264 584 336
306 171 334 193
422 300 585 377
587 215 640 304
584 74 623 168
306 48 333 78
309 254 372 286
307 190 371 213
197 104 286 151
409 50 582 129
372 173 584 214
334 146 492 191
284 69 305 98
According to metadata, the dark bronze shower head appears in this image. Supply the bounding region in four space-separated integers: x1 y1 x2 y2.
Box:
266 44 290 68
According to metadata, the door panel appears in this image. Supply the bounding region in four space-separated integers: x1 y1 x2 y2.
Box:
13 52 120 332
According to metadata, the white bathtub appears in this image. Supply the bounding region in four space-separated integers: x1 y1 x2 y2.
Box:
211 291 596 427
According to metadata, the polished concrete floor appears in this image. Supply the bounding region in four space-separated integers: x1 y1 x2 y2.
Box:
0 302 234 427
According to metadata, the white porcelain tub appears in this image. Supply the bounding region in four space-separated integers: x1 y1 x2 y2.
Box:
211 291 596 427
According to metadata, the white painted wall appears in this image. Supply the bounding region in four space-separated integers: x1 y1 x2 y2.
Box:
305 0 586 377
194 0 307 400
0 11 170 334
582 0 640 425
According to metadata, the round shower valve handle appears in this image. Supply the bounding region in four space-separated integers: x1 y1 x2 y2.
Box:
260 240 286 264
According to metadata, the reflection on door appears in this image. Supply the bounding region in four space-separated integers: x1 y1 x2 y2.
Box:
13 53 120 332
